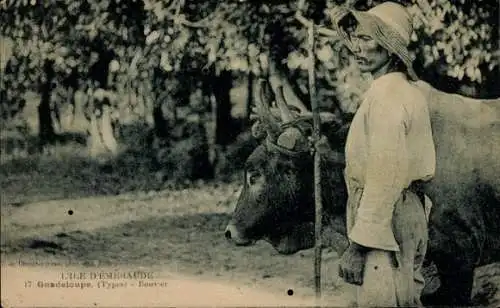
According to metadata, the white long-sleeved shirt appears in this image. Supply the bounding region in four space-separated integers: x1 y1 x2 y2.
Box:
344 72 436 251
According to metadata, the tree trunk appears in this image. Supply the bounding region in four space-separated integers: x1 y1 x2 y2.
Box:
85 47 120 160
153 102 169 140
245 71 254 125
135 83 146 118
63 87 76 129
143 82 155 126
100 104 118 154
38 60 56 152
87 101 119 160
151 67 170 137
213 69 234 146
88 108 105 159
73 89 88 133
38 96 55 147
199 70 216 166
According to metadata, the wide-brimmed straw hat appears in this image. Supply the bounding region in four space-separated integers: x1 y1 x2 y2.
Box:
329 1 418 81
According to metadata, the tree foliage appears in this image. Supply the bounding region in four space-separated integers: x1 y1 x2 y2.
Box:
408 0 498 83
1 0 498 123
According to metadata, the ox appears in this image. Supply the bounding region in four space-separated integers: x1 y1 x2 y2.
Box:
224 78 500 306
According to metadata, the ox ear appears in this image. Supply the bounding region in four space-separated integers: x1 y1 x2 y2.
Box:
276 127 306 151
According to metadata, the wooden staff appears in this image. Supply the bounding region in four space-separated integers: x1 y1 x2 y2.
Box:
296 0 322 300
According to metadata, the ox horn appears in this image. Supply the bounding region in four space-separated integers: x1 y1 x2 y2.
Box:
253 78 281 139
274 84 297 123
271 78 342 126
264 57 344 127
268 60 298 123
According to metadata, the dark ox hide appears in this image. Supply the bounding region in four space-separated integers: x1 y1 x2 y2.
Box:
225 128 348 254
225 80 500 306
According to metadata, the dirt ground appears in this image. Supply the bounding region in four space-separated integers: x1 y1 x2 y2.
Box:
1 183 353 307
1 182 499 307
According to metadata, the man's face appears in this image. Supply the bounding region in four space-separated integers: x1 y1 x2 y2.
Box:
349 25 391 73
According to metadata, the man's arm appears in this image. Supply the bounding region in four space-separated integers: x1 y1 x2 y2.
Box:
348 96 410 252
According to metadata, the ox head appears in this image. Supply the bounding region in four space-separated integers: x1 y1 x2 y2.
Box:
224 79 347 255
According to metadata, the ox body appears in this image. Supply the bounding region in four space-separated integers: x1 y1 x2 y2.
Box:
225 79 500 306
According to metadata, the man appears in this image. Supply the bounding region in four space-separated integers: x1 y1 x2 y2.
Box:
327 2 437 306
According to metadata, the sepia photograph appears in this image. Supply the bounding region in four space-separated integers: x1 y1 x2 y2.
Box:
1 0 499 307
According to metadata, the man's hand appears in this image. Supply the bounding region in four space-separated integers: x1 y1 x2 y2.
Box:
338 242 369 286
308 135 331 156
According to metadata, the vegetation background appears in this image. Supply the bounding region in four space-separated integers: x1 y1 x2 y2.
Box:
1 0 498 204
1 1 499 306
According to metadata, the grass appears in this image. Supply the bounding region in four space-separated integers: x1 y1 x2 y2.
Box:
1 80 254 206
2 145 205 206
0 121 251 206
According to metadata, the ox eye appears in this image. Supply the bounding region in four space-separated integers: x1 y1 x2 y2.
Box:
246 170 261 185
